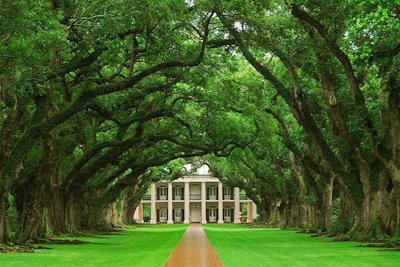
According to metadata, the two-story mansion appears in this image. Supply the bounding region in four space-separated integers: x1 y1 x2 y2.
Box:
134 165 258 224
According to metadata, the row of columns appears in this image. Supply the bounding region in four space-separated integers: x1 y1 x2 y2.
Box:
146 181 246 224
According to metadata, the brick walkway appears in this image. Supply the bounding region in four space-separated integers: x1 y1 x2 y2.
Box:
164 223 224 267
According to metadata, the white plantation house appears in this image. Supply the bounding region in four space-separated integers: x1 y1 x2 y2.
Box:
134 165 258 224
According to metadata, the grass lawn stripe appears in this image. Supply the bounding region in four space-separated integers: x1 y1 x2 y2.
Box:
203 224 400 267
0 224 187 267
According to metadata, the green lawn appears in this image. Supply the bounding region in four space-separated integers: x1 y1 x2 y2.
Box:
203 224 400 267
0 224 187 267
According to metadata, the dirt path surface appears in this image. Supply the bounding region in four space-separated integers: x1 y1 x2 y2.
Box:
164 223 224 267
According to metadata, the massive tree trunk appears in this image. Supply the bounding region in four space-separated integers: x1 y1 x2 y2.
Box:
17 183 46 243
17 134 54 242
321 176 334 230
122 198 135 225
0 190 7 244
0 104 22 244
46 187 67 234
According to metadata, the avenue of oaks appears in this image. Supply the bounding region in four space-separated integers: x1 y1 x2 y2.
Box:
0 0 399 246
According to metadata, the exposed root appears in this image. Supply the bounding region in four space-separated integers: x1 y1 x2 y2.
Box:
35 238 90 245
0 244 34 254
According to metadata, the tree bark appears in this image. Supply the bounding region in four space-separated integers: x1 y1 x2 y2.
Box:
0 190 7 244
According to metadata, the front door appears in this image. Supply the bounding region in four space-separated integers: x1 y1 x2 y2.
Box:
190 206 201 222
174 209 182 222
209 208 216 222
224 208 232 222
159 208 167 223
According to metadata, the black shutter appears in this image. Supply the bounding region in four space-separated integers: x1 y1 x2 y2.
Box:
216 187 218 200
157 188 160 200
156 209 160 223
181 188 184 200
231 209 234 221
206 209 209 222
182 208 185 221
206 187 209 200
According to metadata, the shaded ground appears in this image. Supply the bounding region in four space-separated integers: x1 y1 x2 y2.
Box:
164 223 224 267
0 224 187 267
203 224 400 267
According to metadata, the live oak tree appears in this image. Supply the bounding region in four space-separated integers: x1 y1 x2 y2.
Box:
0 0 399 245
209 0 399 240
0 0 256 243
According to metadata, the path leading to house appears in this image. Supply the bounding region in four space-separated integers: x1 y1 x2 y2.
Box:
164 223 224 267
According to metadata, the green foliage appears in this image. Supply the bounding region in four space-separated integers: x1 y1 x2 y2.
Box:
0 0 399 245
5 194 18 240
389 224 400 246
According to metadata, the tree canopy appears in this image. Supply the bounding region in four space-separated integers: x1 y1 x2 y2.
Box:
0 0 399 245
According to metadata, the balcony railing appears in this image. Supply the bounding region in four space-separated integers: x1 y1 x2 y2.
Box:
208 195 217 200
144 193 246 201
190 194 201 200
173 195 183 200
157 195 167 200
145 195 185 200
223 194 233 200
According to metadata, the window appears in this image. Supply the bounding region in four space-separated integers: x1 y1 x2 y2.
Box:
223 187 231 195
209 187 216 195
160 208 167 218
173 187 181 195
159 187 167 195
158 187 167 200
174 209 181 217
209 209 216 217
224 209 232 217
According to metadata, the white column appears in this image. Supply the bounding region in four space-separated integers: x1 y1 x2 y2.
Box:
167 182 173 224
134 205 139 222
150 183 157 224
246 201 252 223
184 182 190 224
201 182 207 224
218 182 224 223
139 202 144 223
234 187 240 223
252 201 258 220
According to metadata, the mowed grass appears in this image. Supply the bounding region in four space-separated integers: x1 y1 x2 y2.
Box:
0 224 187 267
203 224 400 267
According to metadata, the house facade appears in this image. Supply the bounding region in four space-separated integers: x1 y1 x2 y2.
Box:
134 165 258 224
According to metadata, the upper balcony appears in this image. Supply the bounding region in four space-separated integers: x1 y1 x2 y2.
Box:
142 184 247 202
155 194 185 200
190 194 201 200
